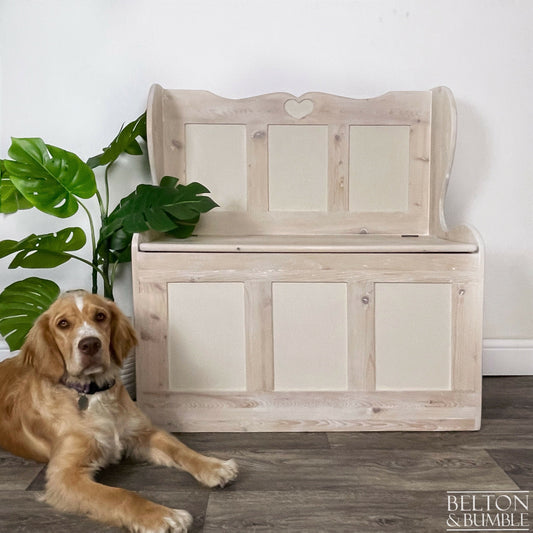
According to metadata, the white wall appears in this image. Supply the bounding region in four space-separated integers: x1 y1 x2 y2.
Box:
1 0 532 370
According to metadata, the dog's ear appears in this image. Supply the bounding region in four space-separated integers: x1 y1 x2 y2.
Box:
21 312 65 381
108 301 138 367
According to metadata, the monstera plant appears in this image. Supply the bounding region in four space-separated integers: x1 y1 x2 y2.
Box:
0 113 217 351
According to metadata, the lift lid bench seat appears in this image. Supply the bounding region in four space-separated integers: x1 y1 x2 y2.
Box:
132 85 484 432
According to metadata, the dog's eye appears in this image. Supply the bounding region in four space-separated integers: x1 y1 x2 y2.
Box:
95 312 107 322
57 319 70 329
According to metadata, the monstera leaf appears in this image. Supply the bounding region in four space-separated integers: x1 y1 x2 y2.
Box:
0 227 87 269
98 176 218 263
0 277 60 351
87 112 147 169
0 161 33 214
4 138 96 218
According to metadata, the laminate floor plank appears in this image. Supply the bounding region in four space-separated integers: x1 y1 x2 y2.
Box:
95 462 203 492
327 419 533 450
203 490 448 532
0 455 45 491
207 488 533 532
175 431 331 453
487 448 533 490
209 449 518 492
482 376 533 419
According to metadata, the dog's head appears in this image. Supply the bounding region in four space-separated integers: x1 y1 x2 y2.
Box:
21 290 137 383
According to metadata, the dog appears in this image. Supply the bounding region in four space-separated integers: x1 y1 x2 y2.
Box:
0 290 238 532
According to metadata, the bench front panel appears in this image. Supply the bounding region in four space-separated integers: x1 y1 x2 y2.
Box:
134 250 482 431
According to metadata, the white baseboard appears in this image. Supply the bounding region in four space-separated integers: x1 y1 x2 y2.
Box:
482 338 533 376
2 339 533 375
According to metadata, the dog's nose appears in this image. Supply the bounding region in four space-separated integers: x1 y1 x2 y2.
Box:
78 336 102 356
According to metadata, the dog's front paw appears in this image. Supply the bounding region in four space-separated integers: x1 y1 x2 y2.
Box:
131 507 193 533
196 458 239 488
215 458 239 488
163 509 194 532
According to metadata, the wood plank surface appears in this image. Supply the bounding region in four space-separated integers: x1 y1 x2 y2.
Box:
139 234 478 253
204 490 449 532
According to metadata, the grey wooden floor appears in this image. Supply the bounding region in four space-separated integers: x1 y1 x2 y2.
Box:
0 377 531 532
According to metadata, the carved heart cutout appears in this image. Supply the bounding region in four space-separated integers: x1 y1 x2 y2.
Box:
284 98 314 119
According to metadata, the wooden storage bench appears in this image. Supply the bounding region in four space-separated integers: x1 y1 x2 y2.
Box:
132 85 483 431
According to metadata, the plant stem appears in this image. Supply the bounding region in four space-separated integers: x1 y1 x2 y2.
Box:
78 201 99 294
66 253 113 298
95 190 106 219
104 162 113 218
101 237 112 300
99 162 115 300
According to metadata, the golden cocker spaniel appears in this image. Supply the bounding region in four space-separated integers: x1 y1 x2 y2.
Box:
0 290 238 532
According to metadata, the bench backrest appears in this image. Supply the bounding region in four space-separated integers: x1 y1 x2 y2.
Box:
147 85 456 237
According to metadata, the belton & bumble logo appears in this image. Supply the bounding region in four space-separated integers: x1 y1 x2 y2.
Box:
447 491 529 531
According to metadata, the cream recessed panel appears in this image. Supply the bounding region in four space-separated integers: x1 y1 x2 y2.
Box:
272 283 348 390
375 283 452 391
185 124 247 211
349 126 410 212
168 282 246 391
268 125 328 211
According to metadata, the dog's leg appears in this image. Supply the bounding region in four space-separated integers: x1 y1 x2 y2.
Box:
45 433 193 532
134 428 238 488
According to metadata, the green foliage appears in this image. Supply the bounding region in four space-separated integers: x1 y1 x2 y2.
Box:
87 112 147 169
98 176 218 263
0 162 33 214
4 138 96 218
0 228 86 269
0 110 217 350
0 277 60 351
